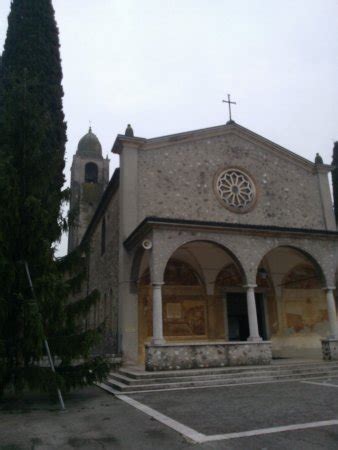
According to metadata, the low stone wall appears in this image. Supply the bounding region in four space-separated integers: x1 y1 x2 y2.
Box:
321 339 338 360
145 341 272 371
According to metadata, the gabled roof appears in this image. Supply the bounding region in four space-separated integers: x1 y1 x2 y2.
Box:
112 121 331 173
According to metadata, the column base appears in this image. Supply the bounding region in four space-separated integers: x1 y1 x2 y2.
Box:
151 338 165 345
247 336 263 342
322 339 338 360
326 334 338 340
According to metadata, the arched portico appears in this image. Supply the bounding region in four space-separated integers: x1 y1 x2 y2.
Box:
255 245 337 358
136 239 267 363
125 223 337 368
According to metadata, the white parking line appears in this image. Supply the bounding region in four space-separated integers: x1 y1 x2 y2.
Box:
114 393 338 444
204 420 338 442
302 380 338 388
117 394 205 443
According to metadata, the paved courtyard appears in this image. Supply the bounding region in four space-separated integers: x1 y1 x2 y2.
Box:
1 377 338 449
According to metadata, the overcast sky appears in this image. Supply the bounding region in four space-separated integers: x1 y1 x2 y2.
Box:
1 0 338 255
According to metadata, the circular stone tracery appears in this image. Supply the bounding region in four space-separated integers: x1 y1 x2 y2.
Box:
216 168 256 212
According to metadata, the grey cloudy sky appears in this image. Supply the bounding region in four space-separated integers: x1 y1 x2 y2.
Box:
1 0 337 255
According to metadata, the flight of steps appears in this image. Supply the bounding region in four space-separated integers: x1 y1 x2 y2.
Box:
99 360 338 394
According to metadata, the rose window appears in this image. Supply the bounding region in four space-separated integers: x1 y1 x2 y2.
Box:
215 168 256 212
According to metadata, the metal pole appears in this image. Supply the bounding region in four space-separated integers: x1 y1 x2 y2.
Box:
24 261 66 411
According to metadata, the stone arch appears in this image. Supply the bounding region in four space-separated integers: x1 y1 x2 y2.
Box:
253 243 332 357
152 237 248 285
215 262 245 291
282 263 323 289
254 244 327 288
139 258 205 287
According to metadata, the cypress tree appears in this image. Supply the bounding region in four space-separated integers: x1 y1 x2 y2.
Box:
0 0 110 396
332 142 338 225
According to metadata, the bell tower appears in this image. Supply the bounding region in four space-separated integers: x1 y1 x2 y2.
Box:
68 127 109 252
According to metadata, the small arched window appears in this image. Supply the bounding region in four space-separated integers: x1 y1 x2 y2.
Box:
85 162 98 183
101 217 106 255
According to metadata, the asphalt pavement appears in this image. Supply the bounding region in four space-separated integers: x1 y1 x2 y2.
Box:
1 379 338 449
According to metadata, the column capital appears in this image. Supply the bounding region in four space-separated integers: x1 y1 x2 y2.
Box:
244 284 257 289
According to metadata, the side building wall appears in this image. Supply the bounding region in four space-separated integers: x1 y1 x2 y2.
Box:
86 191 120 355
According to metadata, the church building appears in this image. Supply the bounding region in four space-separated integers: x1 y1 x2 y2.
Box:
68 120 338 370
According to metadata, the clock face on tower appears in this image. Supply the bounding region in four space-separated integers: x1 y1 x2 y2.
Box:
214 167 257 213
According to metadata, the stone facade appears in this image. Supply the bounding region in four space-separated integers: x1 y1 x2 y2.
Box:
69 176 119 356
69 121 338 369
145 342 272 371
68 129 118 352
87 191 119 353
137 125 334 230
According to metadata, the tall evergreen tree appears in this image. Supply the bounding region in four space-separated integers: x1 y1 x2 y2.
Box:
332 141 338 225
0 0 109 396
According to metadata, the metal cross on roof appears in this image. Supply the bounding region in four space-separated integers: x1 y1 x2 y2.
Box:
222 94 236 122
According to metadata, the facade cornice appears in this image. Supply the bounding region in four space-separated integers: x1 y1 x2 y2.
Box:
111 135 146 154
315 163 333 173
124 216 338 251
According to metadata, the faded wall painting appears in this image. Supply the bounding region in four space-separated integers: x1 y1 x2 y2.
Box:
283 289 327 333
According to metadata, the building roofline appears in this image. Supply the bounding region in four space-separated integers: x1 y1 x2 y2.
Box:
124 216 338 251
111 135 147 154
111 121 331 172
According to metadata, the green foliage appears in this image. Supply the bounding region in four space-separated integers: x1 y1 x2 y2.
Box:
58 357 112 391
0 0 110 396
332 141 338 223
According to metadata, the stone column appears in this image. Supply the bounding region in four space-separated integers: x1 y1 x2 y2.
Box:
152 282 165 345
245 284 262 342
325 287 338 338
223 294 229 340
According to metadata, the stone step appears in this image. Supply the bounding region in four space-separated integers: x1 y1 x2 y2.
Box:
106 369 338 393
119 361 338 380
111 365 338 386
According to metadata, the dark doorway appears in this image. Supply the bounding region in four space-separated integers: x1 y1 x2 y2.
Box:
226 293 267 341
